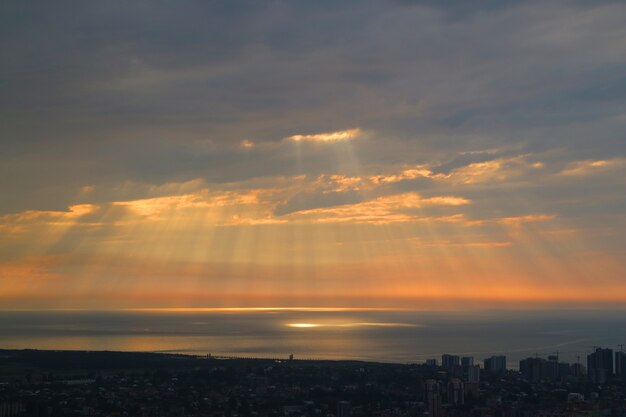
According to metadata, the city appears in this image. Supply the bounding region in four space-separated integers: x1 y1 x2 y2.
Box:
1 347 625 417
2 1 626 417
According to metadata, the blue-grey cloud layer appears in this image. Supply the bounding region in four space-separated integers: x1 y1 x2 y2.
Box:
1 0 626 219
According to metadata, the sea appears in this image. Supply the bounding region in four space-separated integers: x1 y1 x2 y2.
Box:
1 309 625 368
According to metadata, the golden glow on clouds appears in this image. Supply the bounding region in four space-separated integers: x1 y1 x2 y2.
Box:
466 214 556 227
111 190 267 224
240 139 255 149
287 192 470 224
1 204 97 224
460 241 512 248
1 153 625 309
446 156 544 184
0 204 100 243
367 155 545 186
370 166 435 184
561 158 626 176
496 214 556 226
287 128 362 142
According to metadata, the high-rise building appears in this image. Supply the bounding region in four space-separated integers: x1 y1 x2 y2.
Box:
520 356 575 381
447 379 464 406
461 356 474 368
558 362 571 379
484 355 506 373
520 357 545 382
615 351 626 380
467 364 480 383
587 348 613 384
442 354 460 370
424 380 442 417
545 355 560 379
426 358 438 367
571 362 586 377
461 356 475 382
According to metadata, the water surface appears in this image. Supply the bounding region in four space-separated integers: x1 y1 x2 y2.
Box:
1 309 624 368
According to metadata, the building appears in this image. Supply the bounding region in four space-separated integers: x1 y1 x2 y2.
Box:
426 358 438 366
424 380 442 417
571 362 586 377
467 364 481 383
616 351 626 380
442 354 460 370
520 356 581 382
447 379 464 406
520 357 546 382
461 356 474 368
558 362 571 378
545 355 560 379
587 348 613 384
484 355 506 373
461 357 475 382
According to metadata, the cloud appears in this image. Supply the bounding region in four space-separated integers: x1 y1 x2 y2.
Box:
113 191 261 219
0 204 99 235
442 155 545 184
2 0 626 307
408 238 513 249
422 196 471 206
560 158 626 176
369 166 437 184
496 214 556 226
285 192 470 224
286 128 362 143
460 241 513 248
318 175 364 193
240 139 255 149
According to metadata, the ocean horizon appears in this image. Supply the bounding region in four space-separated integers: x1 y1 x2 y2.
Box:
2 308 624 368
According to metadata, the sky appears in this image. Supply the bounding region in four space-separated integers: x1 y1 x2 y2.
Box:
1 0 625 310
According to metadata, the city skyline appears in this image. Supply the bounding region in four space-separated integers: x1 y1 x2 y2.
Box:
2 0 626 310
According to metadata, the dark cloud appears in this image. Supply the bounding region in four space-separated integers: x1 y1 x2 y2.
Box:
1 0 625 217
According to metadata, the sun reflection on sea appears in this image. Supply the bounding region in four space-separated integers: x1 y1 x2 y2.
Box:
286 322 420 329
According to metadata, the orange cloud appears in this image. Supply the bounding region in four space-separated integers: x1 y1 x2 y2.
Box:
240 139 255 149
0 204 99 234
286 192 470 224
286 128 362 142
1 204 97 223
561 158 626 176
411 239 513 248
369 165 436 184
113 190 263 220
367 155 545 186
444 155 544 184
496 214 556 226
422 196 471 206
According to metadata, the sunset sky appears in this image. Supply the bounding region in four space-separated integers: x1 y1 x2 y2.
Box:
1 0 626 310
